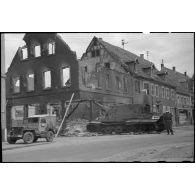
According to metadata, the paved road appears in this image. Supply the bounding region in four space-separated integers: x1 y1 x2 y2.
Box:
2 126 194 162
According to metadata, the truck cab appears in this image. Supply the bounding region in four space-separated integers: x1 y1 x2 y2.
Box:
7 114 57 144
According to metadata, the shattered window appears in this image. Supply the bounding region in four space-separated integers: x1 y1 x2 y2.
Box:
62 67 70 87
34 45 41 57
13 77 20 93
22 47 28 60
43 71 51 89
48 42 55 55
27 73 35 91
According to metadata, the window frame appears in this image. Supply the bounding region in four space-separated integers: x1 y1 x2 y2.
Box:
48 42 55 55
13 76 21 94
43 70 51 89
34 45 41 58
26 73 35 92
61 66 71 88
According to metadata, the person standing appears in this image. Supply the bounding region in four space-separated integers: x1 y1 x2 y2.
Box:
163 111 174 135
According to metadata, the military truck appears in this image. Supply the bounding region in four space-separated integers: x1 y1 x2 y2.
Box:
7 114 57 144
87 104 165 134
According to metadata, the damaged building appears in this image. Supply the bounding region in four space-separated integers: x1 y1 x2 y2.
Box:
6 34 193 131
6 33 80 130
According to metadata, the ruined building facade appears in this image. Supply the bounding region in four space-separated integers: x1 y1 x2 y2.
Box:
6 33 80 129
6 34 193 129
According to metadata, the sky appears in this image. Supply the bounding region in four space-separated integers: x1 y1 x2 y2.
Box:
4 33 194 77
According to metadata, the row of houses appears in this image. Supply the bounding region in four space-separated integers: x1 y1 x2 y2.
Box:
4 33 194 136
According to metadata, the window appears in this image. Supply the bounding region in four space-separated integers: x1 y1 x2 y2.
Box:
105 74 110 89
34 45 41 57
184 98 187 105
84 66 88 72
123 77 128 92
62 67 70 87
27 73 34 91
48 42 55 55
156 85 159 97
162 87 165 98
43 71 51 89
40 118 46 123
135 80 140 93
151 84 155 96
116 76 121 90
166 88 169 99
91 50 100 57
105 63 110 69
13 77 20 93
22 47 28 60
143 82 149 95
96 49 100 56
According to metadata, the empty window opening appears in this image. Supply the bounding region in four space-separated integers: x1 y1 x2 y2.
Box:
96 50 100 56
105 63 110 69
43 71 51 89
156 85 159 97
48 42 55 55
27 73 35 91
34 45 41 57
22 48 28 60
13 77 20 93
62 67 70 87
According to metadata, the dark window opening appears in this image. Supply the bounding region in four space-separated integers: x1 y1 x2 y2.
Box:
96 50 100 56
85 66 88 72
135 80 140 93
92 50 96 57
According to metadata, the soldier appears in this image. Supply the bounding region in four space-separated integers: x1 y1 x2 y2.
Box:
163 111 174 135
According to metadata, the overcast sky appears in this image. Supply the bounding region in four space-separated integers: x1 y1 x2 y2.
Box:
4 33 194 77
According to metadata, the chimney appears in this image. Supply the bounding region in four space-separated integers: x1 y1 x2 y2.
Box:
140 54 144 59
99 38 103 40
161 59 164 69
184 71 187 76
172 66 175 71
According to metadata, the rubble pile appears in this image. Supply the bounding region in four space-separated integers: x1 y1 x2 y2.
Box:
59 118 101 137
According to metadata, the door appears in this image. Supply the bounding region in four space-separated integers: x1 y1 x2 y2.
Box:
39 118 47 132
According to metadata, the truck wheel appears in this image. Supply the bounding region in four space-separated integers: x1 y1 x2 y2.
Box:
7 137 17 144
103 127 112 134
114 126 123 134
23 132 34 144
46 131 54 142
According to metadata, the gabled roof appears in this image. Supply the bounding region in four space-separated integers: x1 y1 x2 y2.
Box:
94 37 176 88
161 66 190 95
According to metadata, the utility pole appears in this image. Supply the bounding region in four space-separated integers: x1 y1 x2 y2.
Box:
122 39 128 49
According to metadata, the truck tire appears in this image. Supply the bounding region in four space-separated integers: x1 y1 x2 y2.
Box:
103 127 112 134
7 137 17 144
23 132 34 144
46 131 54 142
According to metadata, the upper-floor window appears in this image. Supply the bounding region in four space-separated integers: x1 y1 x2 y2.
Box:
27 73 35 91
43 70 51 89
22 47 28 60
143 82 149 95
156 85 159 97
62 67 70 87
135 80 140 93
162 87 165 98
13 77 20 93
151 84 155 96
105 74 110 89
91 49 100 58
48 42 55 55
34 45 41 57
123 77 128 92
166 88 169 99
115 76 121 90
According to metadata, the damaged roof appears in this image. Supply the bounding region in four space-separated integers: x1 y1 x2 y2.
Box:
96 37 176 88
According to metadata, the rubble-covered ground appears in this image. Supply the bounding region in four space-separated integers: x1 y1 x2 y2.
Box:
2 125 194 162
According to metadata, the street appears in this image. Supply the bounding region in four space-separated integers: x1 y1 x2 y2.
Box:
2 126 194 162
